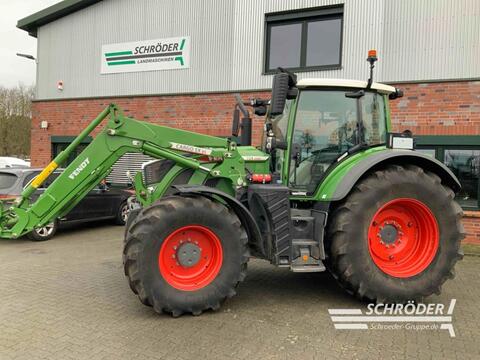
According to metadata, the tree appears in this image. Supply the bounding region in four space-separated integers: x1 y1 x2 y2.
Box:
300 130 315 156
0 84 34 157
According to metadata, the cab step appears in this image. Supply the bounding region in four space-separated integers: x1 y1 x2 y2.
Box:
290 243 326 272
291 263 326 272
289 210 328 272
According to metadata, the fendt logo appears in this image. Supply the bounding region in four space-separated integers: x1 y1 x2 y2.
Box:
69 158 90 180
101 36 190 74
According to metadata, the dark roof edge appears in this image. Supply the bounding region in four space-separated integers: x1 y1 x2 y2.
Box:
17 0 103 37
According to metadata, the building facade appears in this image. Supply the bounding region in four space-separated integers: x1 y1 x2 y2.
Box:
18 0 480 243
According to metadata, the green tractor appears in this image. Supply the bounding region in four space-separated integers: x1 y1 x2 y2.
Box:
0 52 463 316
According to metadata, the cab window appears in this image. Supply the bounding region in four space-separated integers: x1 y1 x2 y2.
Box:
289 89 386 193
362 92 386 146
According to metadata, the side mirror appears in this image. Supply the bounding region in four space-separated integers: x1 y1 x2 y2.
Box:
270 73 290 116
254 106 267 116
389 88 404 100
232 108 240 137
270 69 298 116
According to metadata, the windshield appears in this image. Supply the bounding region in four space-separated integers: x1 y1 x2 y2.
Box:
290 90 386 193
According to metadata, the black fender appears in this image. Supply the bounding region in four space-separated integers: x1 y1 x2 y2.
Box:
331 150 461 201
172 185 265 258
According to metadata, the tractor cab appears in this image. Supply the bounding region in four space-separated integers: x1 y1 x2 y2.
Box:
266 78 396 195
257 51 405 197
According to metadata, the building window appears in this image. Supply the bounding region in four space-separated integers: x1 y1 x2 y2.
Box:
51 136 92 166
264 5 343 73
444 149 480 209
416 136 480 210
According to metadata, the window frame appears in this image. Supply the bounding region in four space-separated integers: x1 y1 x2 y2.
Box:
263 5 344 74
415 135 480 210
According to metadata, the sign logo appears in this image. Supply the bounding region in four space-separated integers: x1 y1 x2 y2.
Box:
101 36 190 74
329 299 457 337
69 158 90 180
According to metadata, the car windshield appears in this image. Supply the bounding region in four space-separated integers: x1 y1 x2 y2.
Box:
0 173 18 190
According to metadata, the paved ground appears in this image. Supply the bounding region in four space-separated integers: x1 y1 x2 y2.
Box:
0 223 479 360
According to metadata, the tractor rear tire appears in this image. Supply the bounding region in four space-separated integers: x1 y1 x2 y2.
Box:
123 195 249 316
326 164 464 303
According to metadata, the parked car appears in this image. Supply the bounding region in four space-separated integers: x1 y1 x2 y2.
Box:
0 168 132 241
0 157 30 168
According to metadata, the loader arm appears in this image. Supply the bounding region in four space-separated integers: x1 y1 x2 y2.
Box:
0 104 245 239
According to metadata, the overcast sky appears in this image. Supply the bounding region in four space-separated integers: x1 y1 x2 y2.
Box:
0 0 60 88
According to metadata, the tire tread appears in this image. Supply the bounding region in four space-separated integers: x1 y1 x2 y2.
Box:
123 195 248 316
327 164 464 303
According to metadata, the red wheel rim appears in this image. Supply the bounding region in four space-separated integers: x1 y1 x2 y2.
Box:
159 225 223 291
367 198 439 278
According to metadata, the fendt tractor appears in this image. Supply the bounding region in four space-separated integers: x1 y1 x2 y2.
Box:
0 51 464 316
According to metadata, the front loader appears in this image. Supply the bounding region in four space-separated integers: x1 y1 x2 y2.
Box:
0 52 464 316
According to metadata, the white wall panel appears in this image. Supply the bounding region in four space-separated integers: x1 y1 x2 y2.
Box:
35 0 480 100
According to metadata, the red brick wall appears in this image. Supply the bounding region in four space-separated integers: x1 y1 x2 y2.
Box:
462 212 480 245
390 81 480 135
31 91 270 167
31 80 480 244
389 80 480 244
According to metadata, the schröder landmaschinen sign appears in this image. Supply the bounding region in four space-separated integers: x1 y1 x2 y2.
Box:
101 36 190 74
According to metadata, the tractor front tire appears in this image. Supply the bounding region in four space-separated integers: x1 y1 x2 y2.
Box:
123 195 249 316
327 164 464 303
